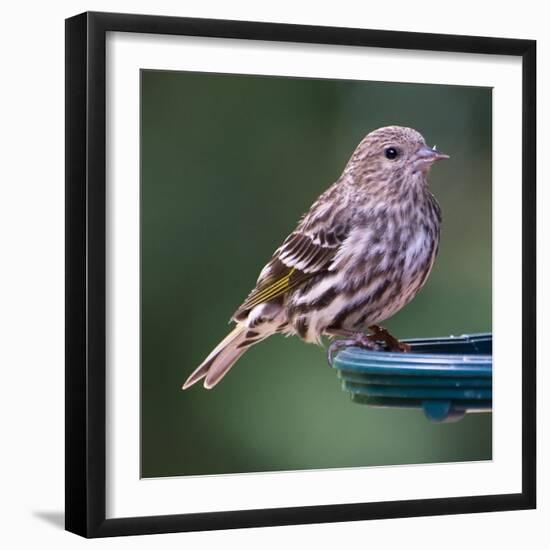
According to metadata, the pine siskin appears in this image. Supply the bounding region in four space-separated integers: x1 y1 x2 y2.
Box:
182 126 449 390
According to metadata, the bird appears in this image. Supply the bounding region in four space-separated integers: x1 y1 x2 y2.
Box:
182 125 449 390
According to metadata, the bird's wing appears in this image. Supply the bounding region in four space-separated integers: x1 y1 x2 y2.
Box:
232 223 349 321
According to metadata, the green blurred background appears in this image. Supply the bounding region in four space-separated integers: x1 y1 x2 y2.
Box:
141 70 492 478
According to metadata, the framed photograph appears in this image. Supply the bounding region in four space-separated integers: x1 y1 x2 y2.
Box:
65 11 536 537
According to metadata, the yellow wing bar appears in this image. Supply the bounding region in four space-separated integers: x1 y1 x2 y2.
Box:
241 267 296 310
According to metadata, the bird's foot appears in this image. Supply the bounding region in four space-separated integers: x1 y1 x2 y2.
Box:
327 333 381 365
368 325 411 352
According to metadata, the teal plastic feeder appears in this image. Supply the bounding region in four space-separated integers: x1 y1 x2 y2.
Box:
331 333 492 423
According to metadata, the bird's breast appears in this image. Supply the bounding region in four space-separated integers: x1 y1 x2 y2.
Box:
327 219 439 327
285 202 440 341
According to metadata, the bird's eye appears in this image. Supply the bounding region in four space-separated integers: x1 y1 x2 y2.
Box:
385 147 399 160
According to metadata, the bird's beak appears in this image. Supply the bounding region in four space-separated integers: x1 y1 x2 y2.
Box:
417 145 450 163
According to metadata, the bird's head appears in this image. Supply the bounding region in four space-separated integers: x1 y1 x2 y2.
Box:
345 126 449 190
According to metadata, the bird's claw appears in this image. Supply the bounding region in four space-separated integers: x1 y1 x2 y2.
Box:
394 341 412 352
327 334 381 365
368 325 411 352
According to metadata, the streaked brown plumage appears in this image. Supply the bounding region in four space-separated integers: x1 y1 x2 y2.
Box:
183 126 449 390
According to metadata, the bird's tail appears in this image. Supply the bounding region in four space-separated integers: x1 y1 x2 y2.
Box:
182 325 257 390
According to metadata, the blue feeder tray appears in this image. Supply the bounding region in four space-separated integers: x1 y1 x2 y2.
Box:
332 333 492 423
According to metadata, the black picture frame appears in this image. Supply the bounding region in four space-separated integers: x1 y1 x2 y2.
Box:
65 11 536 538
